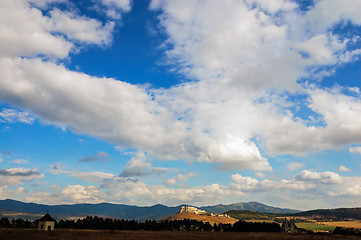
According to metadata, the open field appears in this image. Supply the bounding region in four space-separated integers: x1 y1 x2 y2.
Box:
1 228 361 240
320 221 361 229
295 222 335 232
244 219 337 232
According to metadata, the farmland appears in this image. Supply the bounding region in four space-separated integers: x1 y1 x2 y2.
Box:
295 222 335 232
1 228 361 240
321 220 361 229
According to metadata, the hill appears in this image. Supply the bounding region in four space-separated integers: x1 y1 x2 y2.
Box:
200 202 299 214
225 210 281 220
291 208 361 221
166 206 238 225
0 199 298 221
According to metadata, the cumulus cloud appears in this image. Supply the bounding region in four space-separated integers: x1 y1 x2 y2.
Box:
2 0 361 177
0 168 44 185
295 170 343 184
165 172 196 186
49 9 115 45
338 165 351 172
0 0 115 59
328 177 361 197
349 146 361 154
13 167 361 208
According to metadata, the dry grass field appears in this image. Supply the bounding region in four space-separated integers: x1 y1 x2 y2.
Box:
1 228 361 240
320 220 361 229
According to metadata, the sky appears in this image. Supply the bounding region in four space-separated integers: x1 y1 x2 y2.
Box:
1 0 361 211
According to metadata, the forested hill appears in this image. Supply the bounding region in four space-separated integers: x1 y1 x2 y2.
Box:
291 208 361 220
200 202 299 214
225 210 281 220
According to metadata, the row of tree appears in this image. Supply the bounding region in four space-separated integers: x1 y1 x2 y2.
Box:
57 216 282 232
0 218 33 228
334 226 361 236
0 216 281 232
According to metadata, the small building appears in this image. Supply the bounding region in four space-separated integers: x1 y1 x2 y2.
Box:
38 213 55 231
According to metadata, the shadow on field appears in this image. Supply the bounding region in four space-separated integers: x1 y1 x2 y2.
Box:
1 229 361 240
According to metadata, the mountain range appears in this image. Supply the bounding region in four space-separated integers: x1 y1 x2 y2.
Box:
0 199 299 221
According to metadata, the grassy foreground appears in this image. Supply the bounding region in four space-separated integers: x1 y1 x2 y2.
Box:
1 228 361 240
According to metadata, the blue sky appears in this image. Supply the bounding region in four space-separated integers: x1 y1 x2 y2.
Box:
1 0 361 210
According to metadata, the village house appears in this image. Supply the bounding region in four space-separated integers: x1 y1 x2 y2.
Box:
38 213 55 231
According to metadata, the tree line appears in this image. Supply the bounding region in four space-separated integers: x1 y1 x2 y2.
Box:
0 216 281 232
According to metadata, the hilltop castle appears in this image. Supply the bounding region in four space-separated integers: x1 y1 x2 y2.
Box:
178 206 230 218
179 206 208 215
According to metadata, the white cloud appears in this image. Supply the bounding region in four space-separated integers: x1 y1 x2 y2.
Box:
119 152 167 177
165 172 196 186
0 0 115 59
70 172 117 183
0 108 35 124
295 0 361 35
287 162 304 171
295 170 343 184
328 177 361 197
338 165 351 172
49 9 115 45
17 186 28 194
26 184 105 204
349 146 361 154
337 185 361 196
230 173 259 191
61 184 105 203
255 172 266 178
0 185 8 199
94 0 131 19
18 169 361 208
0 168 44 185
2 0 361 178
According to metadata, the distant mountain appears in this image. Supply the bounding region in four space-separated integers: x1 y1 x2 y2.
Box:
291 208 361 220
225 210 282 220
0 199 180 221
200 202 299 214
0 199 299 221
